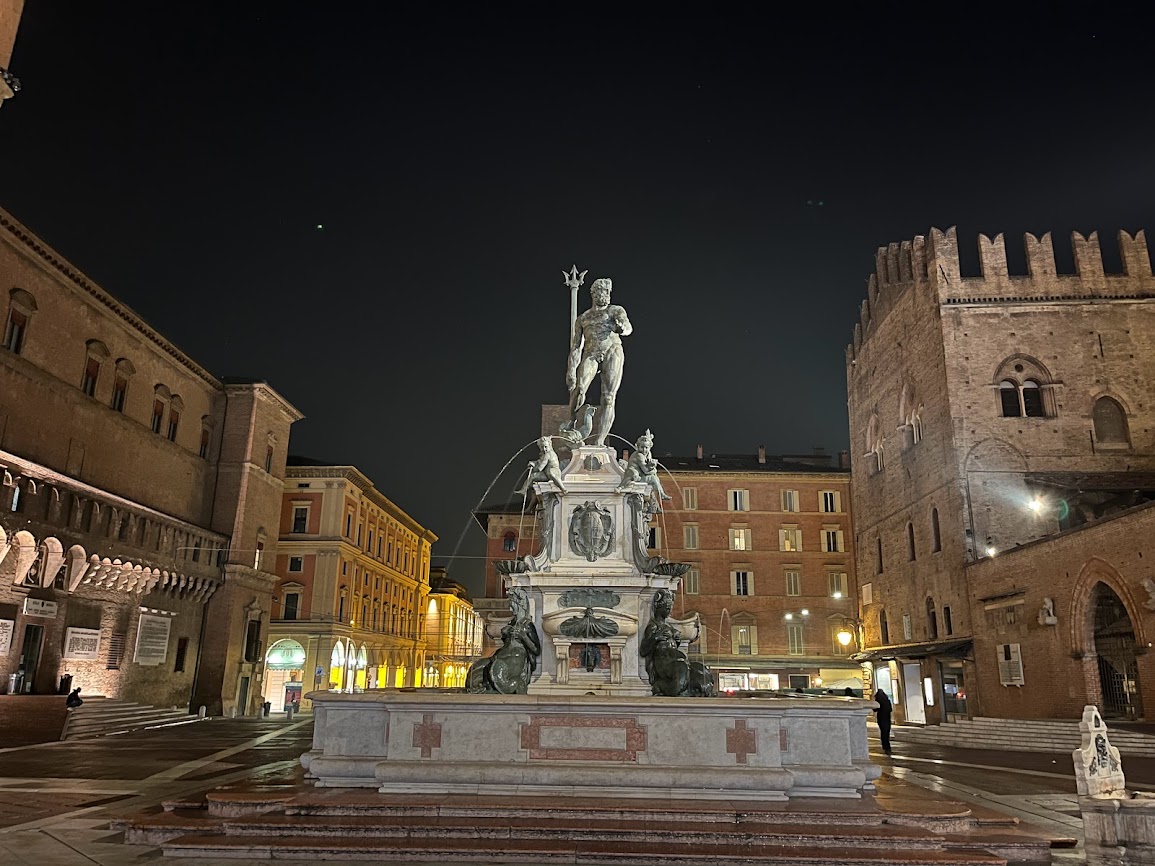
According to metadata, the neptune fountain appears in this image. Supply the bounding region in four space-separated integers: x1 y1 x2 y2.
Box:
300 269 880 801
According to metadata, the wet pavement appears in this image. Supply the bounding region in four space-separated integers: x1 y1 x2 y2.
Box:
0 715 1132 864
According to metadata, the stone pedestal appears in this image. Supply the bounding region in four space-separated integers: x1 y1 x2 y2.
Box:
498 445 690 696
302 690 881 801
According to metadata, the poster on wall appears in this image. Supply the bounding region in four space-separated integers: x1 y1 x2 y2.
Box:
62 627 102 661
133 614 171 666
0 619 14 655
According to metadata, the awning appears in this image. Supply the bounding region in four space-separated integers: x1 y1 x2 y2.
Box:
850 637 972 663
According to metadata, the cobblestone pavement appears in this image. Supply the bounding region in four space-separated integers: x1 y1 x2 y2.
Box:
0 716 1129 864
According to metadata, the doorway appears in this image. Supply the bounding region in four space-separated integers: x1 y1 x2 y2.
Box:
902 662 926 724
18 624 45 693
1093 583 1143 720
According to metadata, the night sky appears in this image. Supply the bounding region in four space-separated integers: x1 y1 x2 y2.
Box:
2 7 1153 592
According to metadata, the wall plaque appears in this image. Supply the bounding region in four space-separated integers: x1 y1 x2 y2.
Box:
22 598 58 618
63 627 102 661
0 619 13 655
134 614 172 666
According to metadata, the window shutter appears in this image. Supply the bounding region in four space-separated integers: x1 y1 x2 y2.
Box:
749 626 759 655
834 491 842 512
729 572 737 595
836 530 845 552
779 529 787 550
730 625 741 651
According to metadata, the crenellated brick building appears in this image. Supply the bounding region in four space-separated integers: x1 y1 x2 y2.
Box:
846 226 1155 722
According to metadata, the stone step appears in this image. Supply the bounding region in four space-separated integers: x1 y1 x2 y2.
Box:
892 731 1155 756
223 813 949 848
160 833 1009 864
63 704 203 740
269 791 975 831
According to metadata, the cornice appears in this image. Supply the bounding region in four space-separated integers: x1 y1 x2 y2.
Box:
284 465 437 542
0 209 223 390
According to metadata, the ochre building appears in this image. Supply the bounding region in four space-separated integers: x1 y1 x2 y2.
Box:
268 459 436 710
846 226 1155 722
424 567 483 689
0 206 302 715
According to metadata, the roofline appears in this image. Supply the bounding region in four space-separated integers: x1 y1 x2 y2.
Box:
0 207 223 390
224 380 304 423
284 464 437 542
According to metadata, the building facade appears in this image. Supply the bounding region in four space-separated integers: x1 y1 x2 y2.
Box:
267 459 436 710
424 567 483 688
846 226 1155 722
477 444 860 693
0 206 301 715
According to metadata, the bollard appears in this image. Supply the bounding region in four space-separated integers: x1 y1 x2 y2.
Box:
198 705 207 719
286 704 295 721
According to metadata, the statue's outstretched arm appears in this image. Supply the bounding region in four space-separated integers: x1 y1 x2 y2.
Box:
616 307 634 336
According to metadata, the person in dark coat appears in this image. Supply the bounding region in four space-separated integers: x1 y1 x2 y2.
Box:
873 688 892 755
66 687 83 709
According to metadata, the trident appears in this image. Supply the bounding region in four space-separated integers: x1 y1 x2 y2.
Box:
562 264 587 346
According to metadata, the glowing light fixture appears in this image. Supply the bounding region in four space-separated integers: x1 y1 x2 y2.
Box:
800 609 809 617
832 591 843 599
837 628 854 647
784 612 794 620
985 546 997 557
1028 498 1043 513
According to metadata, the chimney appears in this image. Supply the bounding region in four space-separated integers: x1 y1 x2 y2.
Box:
695 444 703 460
838 450 850 469
757 445 766 464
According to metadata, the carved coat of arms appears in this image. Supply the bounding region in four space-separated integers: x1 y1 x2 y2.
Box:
569 501 614 562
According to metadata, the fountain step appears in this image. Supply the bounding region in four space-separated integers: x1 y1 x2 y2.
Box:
159 832 1010 864
222 813 950 847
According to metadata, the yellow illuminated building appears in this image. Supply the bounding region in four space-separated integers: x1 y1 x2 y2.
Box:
267 459 436 711
423 568 483 689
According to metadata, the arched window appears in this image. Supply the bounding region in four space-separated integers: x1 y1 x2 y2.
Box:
999 380 1021 417
111 358 135 412
931 507 941 553
865 414 884 473
899 384 924 447
502 531 517 552
81 340 110 398
3 288 36 355
167 395 183 442
943 605 953 635
907 522 916 561
1093 396 1130 445
151 385 170 434
994 356 1053 418
879 609 890 645
926 597 938 640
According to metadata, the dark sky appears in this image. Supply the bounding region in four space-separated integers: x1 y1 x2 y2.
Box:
3 7 1153 593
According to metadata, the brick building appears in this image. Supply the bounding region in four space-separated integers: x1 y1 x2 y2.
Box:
268 459 436 710
0 205 301 715
846 226 1155 722
476 439 860 692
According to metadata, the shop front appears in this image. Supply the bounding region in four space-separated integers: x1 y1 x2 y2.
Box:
852 638 973 725
264 638 306 711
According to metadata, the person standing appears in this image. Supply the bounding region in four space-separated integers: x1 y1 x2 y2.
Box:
873 688 893 755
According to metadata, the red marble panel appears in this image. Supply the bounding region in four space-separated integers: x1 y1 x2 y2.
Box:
519 715 647 762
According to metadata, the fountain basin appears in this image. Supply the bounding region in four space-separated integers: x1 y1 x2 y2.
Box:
302 690 880 801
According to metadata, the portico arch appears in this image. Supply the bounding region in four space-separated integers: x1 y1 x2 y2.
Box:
1070 558 1147 719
